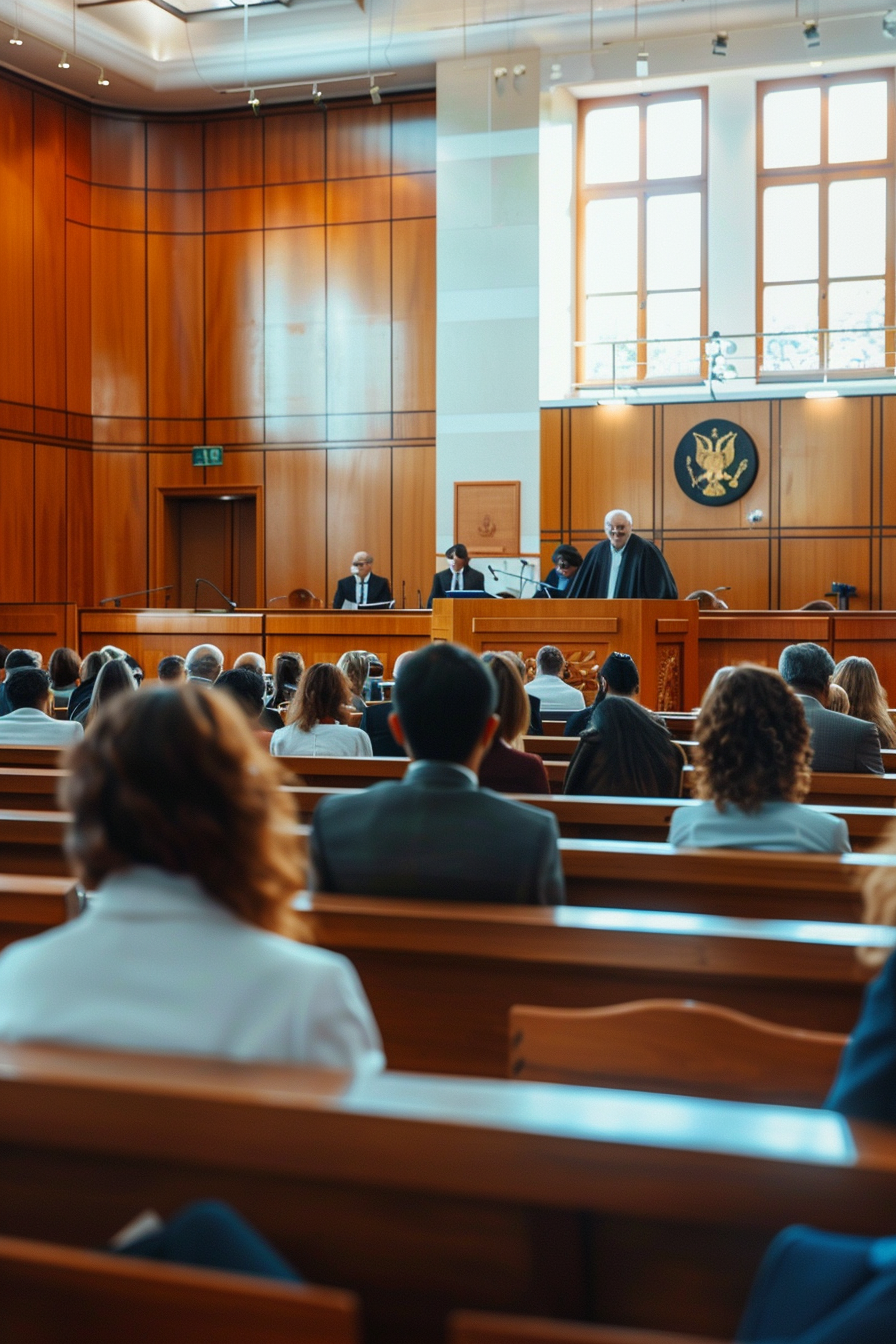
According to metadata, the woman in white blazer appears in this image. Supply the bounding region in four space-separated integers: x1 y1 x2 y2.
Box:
270 662 372 758
0 685 384 1073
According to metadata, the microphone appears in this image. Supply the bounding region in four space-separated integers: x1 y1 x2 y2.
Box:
713 586 731 594
99 585 173 608
266 595 289 606
416 588 422 608
488 565 498 580
402 579 406 609
194 578 236 611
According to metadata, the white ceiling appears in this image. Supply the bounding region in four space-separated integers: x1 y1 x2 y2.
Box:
1 0 895 111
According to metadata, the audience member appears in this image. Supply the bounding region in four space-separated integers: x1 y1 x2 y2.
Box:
564 650 640 736
234 651 265 675
215 668 280 739
670 665 850 852
47 647 80 709
101 644 144 684
185 643 224 686
0 648 42 718
67 650 111 723
337 650 372 713
478 653 550 795
526 645 586 711
0 685 383 1072
564 696 685 798
310 643 564 904
270 652 304 710
482 651 543 733
157 655 187 684
85 658 138 727
832 655 896 748
270 663 372 758
827 683 851 715
360 650 412 757
779 643 884 774
0 668 83 745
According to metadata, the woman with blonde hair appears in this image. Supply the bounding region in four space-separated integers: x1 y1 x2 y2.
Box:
85 657 137 727
832 656 896 747
478 653 550 794
0 685 382 1071
337 650 371 713
270 662 372 758
669 664 850 852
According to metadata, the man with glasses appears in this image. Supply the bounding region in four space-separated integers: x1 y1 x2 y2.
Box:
566 509 678 600
542 545 583 597
332 552 392 609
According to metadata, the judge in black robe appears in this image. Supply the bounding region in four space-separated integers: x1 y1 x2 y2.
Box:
567 515 678 600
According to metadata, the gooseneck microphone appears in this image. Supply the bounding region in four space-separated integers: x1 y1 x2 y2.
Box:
194 578 237 611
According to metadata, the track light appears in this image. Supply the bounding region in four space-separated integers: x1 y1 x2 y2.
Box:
9 27 22 44
636 48 649 76
802 20 820 47
712 32 728 56
58 51 70 69
248 88 260 108
97 68 109 86
311 83 323 104
369 79 381 105
884 8 896 36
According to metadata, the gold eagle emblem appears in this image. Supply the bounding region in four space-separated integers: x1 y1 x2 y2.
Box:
686 427 749 498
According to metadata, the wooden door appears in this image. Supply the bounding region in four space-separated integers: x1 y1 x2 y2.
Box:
174 496 256 608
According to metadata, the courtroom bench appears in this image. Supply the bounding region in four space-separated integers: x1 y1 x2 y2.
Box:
1 1042 896 1343
0 874 79 948
299 894 892 1073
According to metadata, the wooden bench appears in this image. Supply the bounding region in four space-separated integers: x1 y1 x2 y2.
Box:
0 1233 360 1343
0 873 79 948
0 1042 894 1343
300 894 891 1075
451 1311 725 1344
0 811 71 876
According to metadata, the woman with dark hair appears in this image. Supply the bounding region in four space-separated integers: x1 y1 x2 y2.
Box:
85 658 137 727
670 664 850 852
269 652 304 714
563 695 686 797
542 544 583 596
832 656 896 747
564 650 641 737
0 686 383 1070
270 663 372 758
478 653 550 794
48 647 80 709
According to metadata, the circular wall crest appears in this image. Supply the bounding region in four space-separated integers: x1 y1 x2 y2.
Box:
674 419 758 507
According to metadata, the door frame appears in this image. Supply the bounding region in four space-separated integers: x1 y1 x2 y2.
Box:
151 485 265 610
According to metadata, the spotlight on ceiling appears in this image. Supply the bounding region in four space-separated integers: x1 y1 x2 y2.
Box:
58 51 70 69
97 68 109 86
636 48 649 76
369 79 381 105
248 89 260 109
803 20 820 47
884 8 896 36
311 83 323 104
712 32 728 55
9 27 22 44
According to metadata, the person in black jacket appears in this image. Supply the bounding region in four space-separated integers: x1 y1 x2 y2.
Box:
542 545 583 597
426 544 487 606
332 552 392 609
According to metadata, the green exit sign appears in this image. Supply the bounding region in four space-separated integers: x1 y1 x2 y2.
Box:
193 446 224 467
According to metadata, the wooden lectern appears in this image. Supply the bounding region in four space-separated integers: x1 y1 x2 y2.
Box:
431 598 699 711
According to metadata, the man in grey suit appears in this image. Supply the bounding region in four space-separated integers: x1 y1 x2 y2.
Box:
778 643 884 774
309 643 565 904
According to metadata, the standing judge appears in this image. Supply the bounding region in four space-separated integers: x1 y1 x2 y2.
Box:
332 552 392 609
426 544 487 607
566 510 678 600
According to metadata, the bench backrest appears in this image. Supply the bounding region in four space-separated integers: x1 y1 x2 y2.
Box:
450 1311 726 1344
508 998 847 1106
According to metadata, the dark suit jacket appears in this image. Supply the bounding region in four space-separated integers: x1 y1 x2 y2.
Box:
426 566 487 608
797 694 884 774
827 950 896 1124
310 760 564 904
527 693 543 735
359 702 406 757
332 574 392 609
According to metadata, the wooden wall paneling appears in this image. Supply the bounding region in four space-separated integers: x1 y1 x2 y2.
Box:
568 406 655 536
0 79 34 412
264 449 327 603
34 445 67 603
0 443 35 602
205 232 264 421
326 222 391 418
881 396 896 527
779 537 873 610
91 186 145 232
661 536 771 610
65 105 91 183
392 444 436 607
147 234 204 422
146 191 203 234
326 177 392 224
91 229 147 421
264 227 327 419
392 217 436 414
90 116 145 187
92 453 148 605
879 537 896 608
780 397 873 527
391 100 437 175
263 112 325 184
392 173 436 219
661 401 773 532
326 106 391 179
263 182 325 230
205 187 263 233
66 449 93 607
146 122 203 191
32 95 67 414
211 450 264 487
540 410 563 537
326 447 392 602
148 452 206 600
204 118 262 189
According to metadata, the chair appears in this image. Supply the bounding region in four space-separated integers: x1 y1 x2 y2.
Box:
0 1233 360 1344
288 589 322 609
450 1309 728 1344
508 998 848 1106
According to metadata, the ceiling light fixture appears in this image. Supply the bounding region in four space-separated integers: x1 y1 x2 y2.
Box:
636 48 649 76
247 88 260 108
58 50 70 68
369 78 381 105
884 8 896 36
9 27 22 44
712 32 728 55
97 68 109 86
803 20 820 47
311 83 323 104
805 386 839 399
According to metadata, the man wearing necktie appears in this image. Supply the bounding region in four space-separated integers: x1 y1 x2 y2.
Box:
426 544 487 607
331 552 393 609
